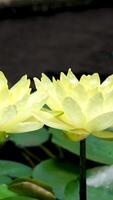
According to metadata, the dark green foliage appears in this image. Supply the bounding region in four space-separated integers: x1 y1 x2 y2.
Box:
1 127 113 199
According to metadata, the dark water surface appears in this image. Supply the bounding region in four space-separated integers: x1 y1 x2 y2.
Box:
0 8 113 83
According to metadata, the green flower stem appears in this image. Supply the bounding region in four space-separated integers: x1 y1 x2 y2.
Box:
22 152 35 167
23 148 41 162
39 145 57 159
80 139 87 200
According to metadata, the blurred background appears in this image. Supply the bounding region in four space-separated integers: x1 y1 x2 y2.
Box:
0 0 113 84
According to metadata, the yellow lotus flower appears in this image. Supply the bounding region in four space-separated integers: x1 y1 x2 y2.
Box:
34 69 113 141
0 71 47 139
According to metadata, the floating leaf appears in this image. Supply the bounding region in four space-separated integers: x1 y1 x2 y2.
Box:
0 161 32 178
33 159 79 199
0 185 16 199
0 176 12 184
65 164 113 200
50 128 76 153
50 128 113 164
65 180 113 200
9 128 49 147
1 196 38 200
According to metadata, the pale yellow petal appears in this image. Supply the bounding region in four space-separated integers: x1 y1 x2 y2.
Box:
33 110 73 131
49 110 64 117
88 112 113 132
80 73 100 89
71 83 87 109
100 75 113 96
0 95 38 130
103 90 113 112
10 75 31 103
45 80 63 110
0 88 10 110
92 73 100 84
64 129 89 141
101 74 113 88
62 97 85 128
34 78 44 91
92 130 113 138
54 81 66 101
35 76 62 110
67 68 78 84
86 93 103 119
35 74 53 94
0 71 8 91
7 121 43 133
60 72 67 81
0 106 17 127
59 72 72 92
26 91 47 110
60 70 78 90
1 111 32 131
41 73 52 87
6 92 47 128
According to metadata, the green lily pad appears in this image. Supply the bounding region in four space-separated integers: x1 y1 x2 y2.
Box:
0 161 32 178
9 128 49 147
65 164 113 200
0 185 16 199
1 196 38 200
0 176 12 184
33 159 79 199
64 180 113 200
50 128 113 164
